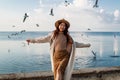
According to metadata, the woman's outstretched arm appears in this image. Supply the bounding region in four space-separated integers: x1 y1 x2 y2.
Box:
26 33 52 44
75 42 91 48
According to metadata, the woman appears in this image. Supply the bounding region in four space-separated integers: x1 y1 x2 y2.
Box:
26 19 91 80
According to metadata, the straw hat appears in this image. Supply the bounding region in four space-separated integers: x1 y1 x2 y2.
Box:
55 19 70 28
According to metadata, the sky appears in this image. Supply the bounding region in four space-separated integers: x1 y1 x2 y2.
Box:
0 0 120 32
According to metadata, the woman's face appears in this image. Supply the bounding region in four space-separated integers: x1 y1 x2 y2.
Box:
59 23 66 32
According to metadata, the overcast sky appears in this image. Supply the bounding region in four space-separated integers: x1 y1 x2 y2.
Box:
0 0 120 31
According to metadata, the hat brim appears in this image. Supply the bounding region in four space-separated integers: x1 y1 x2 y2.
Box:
55 19 70 28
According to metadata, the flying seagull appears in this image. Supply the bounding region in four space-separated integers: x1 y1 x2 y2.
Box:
23 13 29 23
93 0 99 8
8 49 11 53
20 30 26 33
36 24 39 27
91 50 96 57
12 25 16 27
49 8 54 16
88 28 91 30
65 0 70 7
8 35 11 39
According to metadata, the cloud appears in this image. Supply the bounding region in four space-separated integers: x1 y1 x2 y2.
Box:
32 0 98 31
31 0 120 31
99 9 105 14
0 0 120 31
72 0 92 8
114 9 120 23
114 9 120 17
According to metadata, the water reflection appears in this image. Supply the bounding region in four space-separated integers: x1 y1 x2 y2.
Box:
75 56 97 69
113 35 118 56
110 35 120 57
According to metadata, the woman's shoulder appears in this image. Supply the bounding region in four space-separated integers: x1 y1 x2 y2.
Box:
67 32 72 38
47 31 55 39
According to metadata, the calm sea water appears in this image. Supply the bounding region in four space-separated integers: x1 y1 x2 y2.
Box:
0 31 120 74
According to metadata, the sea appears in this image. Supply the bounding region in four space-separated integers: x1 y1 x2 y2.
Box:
0 31 120 74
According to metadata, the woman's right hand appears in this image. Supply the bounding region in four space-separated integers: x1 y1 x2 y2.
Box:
26 39 30 45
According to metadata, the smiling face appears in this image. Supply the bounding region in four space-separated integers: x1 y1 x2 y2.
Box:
58 22 66 32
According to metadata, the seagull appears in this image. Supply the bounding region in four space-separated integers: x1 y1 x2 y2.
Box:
114 34 116 38
93 0 99 8
49 8 54 16
8 35 11 39
91 50 96 57
23 13 29 23
20 30 26 33
65 0 70 7
12 25 16 27
36 24 39 27
8 49 11 53
88 28 91 30
11 32 19 36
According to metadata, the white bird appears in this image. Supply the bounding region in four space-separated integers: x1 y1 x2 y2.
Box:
20 30 26 33
88 28 91 30
93 0 99 8
12 25 16 27
8 49 11 53
8 35 11 39
23 13 29 23
36 24 39 27
49 8 54 16
65 0 70 7
91 50 96 57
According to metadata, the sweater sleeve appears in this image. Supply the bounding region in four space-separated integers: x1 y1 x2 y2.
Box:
75 42 91 48
29 33 52 43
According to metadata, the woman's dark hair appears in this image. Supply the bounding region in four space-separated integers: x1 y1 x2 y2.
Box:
52 22 73 44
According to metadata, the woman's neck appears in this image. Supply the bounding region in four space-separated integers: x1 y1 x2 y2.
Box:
59 31 64 33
